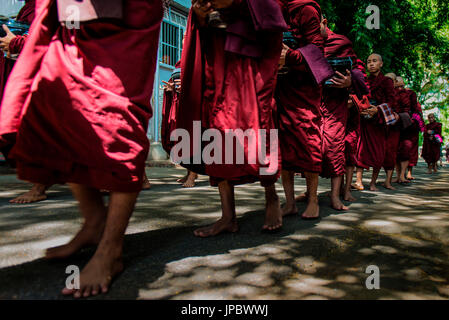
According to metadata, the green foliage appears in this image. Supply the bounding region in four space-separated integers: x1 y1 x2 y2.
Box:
319 0 449 139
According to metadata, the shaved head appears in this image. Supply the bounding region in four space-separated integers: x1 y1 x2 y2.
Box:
368 53 383 62
385 73 397 81
396 76 405 88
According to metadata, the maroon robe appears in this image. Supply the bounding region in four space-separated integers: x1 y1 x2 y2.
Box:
276 0 324 173
0 0 163 192
397 88 419 162
177 0 286 186
357 73 395 169
321 28 359 178
383 86 401 170
409 101 423 167
346 60 369 167
422 122 443 164
0 0 36 104
161 61 181 154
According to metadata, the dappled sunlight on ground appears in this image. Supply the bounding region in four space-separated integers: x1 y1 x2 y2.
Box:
0 162 448 299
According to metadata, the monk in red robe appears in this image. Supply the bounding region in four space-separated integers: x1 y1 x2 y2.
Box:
161 61 198 188
276 0 324 219
0 0 163 298
0 0 50 204
422 113 443 173
407 101 424 180
355 54 397 191
381 72 401 190
344 59 369 202
177 0 286 236
394 77 421 183
319 17 371 210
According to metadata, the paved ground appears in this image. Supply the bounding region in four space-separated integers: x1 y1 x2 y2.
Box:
0 161 448 300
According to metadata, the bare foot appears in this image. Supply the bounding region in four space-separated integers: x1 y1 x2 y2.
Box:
392 178 399 184
177 175 188 184
406 175 415 180
194 219 239 238
10 185 47 204
294 192 308 202
351 183 364 191
343 191 356 202
383 184 396 190
62 251 124 298
369 184 379 191
263 196 282 232
142 179 151 190
330 195 348 211
182 173 198 188
281 202 299 217
45 223 105 260
427 169 432 174
301 200 320 219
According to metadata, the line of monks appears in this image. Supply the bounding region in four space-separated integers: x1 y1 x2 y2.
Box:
0 0 444 298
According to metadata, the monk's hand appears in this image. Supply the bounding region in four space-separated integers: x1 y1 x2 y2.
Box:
210 0 233 9
347 99 354 109
361 105 378 117
394 112 400 121
192 1 214 26
329 70 352 88
0 25 16 53
279 43 289 69
162 80 175 92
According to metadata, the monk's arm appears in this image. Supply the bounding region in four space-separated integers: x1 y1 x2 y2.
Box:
8 34 28 55
285 6 323 66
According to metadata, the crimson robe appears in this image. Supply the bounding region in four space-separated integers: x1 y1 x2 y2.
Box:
0 0 36 104
357 73 395 169
276 0 324 173
422 122 443 164
382 86 401 170
397 88 420 162
320 28 364 178
346 59 368 167
409 101 423 167
161 61 181 154
0 0 163 192
177 0 286 186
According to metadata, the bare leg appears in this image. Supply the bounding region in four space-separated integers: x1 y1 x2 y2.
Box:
10 183 49 204
194 180 238 237
398 160 410 183
302 172 320 219
427 163 432 174
330 176 348 210
344 166 356 202
62 190 139 298
263 184 282 231
433 163 438 173
45 184 107 260
383 169 396 190
142 171 151 190
177 170 189 184
392 164 401 183
353 168 364 190
182 171 198 188
281 170 299 217
370 168 380 191
406 167 415 180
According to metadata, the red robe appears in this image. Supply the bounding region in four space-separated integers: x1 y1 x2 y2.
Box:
177 0 285 186
320 28 358 178
161 61 181 154
276 0 324 173
422 122 443 164
382 87 401 170
0 0 163 192
0 0 36 104
357 73 395 169
346 59 368 167
409 101 423 167
397 88 419 162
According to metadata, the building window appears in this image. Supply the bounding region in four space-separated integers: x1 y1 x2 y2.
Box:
159 7 186 67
